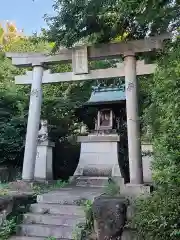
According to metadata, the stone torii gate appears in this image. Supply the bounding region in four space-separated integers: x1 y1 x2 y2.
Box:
6 34 170 183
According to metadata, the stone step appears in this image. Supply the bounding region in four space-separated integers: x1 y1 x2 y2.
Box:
30 203 85 216
10 237 69 240
37 188 101 204
75 176 109 187
23 213 85 226
37 193 89 205
17 224 74 239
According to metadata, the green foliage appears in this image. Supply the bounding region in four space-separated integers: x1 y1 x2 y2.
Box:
144 39 180 186
0 54 27 165
130 187 180 240
0 217 17 240
83 200 94 231
45 0 179 48
32 180 69 195
104 179 120 196
131 38 180 239
73 200 94 240
0 94 27 165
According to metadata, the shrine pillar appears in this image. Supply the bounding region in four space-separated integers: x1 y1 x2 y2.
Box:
22 63 44 181
124 52 143 184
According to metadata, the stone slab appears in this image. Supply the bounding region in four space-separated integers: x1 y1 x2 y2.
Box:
77 135 120 142
30 203 85 216
75 176 109 187
36 187 102 204
72 46 88 74
18 224 74 239
23 213 85 227
37 140 55 147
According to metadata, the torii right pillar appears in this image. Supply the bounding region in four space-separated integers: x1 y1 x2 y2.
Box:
124 51 143 184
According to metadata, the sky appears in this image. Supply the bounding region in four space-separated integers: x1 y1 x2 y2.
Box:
1 0 54 35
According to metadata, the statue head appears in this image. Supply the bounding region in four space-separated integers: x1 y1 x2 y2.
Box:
40 119 48 127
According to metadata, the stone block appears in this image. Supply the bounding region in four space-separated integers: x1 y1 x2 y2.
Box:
34 141 55 181
75 176 109 187
92 196 127 240
121 184 152 199
121 228 137 240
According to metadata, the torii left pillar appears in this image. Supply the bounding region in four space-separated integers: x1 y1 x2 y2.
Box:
22 63 44 181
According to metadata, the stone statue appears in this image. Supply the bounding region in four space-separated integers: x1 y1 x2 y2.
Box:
38 120 48 142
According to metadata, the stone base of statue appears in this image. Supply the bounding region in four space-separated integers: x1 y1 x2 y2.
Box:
34 140 55 181
73 134 124 187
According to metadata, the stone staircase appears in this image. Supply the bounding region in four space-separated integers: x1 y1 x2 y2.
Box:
10 186 102 240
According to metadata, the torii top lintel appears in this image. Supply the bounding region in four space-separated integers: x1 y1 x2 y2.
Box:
6 33 171 67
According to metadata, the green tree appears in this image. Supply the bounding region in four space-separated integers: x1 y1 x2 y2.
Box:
45 0 179 48
0 36 52 166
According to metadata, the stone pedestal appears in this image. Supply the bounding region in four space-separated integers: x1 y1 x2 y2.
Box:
34 140 55 181
74 135 122 178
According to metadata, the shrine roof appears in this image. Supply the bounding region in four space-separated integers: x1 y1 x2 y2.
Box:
85 85 125 105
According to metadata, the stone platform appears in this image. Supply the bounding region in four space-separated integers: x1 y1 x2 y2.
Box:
74 135 122 178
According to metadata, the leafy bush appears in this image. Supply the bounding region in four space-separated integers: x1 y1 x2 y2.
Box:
132 38 180 239
0 86 27 166
143 39 180 186
104 179 120 196
0 218 17 240
131 187 180 240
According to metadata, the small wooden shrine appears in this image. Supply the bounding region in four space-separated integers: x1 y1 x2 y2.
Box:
84 84 126 134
